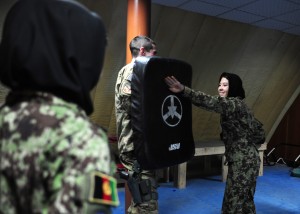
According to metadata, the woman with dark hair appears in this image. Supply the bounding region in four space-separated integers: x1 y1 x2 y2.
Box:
165 73 262 214
0 0 118 213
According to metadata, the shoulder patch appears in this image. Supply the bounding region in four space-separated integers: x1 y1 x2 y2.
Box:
88 171 119 207
120 81 131 95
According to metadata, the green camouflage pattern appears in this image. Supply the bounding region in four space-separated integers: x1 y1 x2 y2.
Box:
183 86 260 213
0 92 117 214
222 157 259 213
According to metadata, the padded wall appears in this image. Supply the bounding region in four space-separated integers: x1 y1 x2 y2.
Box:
1 0 299 143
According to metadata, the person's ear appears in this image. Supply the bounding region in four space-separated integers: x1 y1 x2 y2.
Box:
139 47 145 56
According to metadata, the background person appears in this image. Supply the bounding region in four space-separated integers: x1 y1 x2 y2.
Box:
115 35 158 214
165 73 261 214
0 0 118 213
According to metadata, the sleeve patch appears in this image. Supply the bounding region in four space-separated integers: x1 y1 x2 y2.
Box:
121 81 131 95
89 171 120 207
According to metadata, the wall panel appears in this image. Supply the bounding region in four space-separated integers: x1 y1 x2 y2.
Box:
0 0 299 145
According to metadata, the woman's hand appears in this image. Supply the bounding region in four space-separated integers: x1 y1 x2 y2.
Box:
164 76 184 93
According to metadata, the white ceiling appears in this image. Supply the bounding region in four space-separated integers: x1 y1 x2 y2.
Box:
152 0 300 36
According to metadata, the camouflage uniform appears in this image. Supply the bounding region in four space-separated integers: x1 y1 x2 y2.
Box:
0 92 119 214
115 62 158 214
183 87 260 214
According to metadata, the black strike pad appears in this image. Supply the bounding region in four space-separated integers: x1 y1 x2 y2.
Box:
131 56 195 170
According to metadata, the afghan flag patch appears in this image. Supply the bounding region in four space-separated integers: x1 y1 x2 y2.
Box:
89 171 119 206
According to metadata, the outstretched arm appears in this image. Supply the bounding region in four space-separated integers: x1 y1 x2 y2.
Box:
164 76 184 93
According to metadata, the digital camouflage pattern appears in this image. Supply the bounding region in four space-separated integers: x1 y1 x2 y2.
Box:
222 157 259 214
115 62 134 155
183 86 260 214
115 63 158 214
0 92 118 214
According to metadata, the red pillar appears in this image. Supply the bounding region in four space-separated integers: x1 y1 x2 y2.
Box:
126 0 151 63
125 0 151 213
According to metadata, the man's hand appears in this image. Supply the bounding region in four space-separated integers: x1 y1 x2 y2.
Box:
164 76 184 93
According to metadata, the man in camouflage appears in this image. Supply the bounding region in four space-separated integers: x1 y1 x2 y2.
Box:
165 73 262 214
115 35 158 214
0 0 118 213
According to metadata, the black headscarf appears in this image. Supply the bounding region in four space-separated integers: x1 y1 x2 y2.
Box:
0 0 107 115
219 72 245 99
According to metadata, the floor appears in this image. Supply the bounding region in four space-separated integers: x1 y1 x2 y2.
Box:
112 164 300 214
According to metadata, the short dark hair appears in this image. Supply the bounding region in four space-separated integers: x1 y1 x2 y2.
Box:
129 35 156 58
219 72 245 99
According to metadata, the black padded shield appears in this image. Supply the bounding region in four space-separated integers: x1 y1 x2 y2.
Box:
131 56 195 170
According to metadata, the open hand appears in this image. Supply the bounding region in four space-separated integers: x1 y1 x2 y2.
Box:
164 76 184 93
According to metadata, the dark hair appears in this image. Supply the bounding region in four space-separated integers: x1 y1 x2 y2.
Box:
129 35 156 58
219 72 245 99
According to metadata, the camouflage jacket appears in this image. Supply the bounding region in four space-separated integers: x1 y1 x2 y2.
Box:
183 87 259 162
115 62 134 155
0 92 119 214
